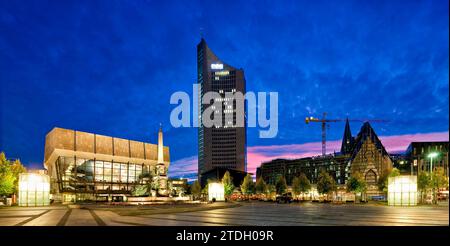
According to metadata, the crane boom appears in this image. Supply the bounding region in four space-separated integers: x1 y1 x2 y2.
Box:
305 112 387 156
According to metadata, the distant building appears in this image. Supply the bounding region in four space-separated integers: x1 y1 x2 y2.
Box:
256 154 348 186
348 122 393 195
405 141 449 177
43 127 170 203
257 121 393 198
197 38 247 186
390 153 409 173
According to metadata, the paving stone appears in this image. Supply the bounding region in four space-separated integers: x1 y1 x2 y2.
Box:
65 209 98 226
23 209 67 226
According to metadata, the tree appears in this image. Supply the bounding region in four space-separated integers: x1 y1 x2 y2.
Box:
390 168 401 177
292 176 301 198
0 152 25 197
431 167 449 204
201 184 209 198
377 168 400 194
222 171 235 198
295 173 311 200
0 152 6 166
275 175 287 195
201 179 215 199
0 170 15 196
255 178 267 194
182 182 190 195
10 159 26 195
346 172 367 202
240 174 255 197
266 184 276 196
417 172 431 204
377 173 388 193
191 180 202 200
316 170 336 200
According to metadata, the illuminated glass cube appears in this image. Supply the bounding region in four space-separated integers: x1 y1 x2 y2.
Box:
18 173 50 206
208 182 225 202
388 175 417 206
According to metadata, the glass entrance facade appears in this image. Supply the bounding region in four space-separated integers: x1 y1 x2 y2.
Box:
55 156 155 194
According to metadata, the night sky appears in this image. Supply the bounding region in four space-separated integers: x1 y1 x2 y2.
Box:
1 0 448 180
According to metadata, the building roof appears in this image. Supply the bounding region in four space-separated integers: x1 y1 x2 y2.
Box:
259 153 349 169
405 141 449 155
350 122 390 160
44 127 170 168
198 38 244 72
200 167 249 176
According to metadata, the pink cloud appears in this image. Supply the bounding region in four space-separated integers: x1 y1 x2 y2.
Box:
169 131 449 180
168 155 198 180
379 132 449 153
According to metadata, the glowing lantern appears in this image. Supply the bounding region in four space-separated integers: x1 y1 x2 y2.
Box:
208 182 225 202
388 175 417 206
18 173 50 206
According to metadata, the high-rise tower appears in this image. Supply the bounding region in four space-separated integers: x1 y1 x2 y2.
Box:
197 39 247 184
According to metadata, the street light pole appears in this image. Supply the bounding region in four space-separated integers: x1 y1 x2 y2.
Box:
428 152 438 175
427 152 439 205
430 155 434 176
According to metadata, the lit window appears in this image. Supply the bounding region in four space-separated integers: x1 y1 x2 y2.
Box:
215 71 229 76
211 63 223 69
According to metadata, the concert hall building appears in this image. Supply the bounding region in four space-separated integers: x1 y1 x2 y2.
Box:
43 127 170 202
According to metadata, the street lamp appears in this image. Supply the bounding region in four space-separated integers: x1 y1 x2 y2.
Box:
427 152 439 205
428 152 439 175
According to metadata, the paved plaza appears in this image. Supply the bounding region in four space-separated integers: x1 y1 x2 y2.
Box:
0 202 448 226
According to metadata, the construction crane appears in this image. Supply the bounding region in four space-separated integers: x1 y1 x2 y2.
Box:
305 112 387 156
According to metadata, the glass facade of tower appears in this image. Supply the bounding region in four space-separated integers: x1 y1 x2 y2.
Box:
197 42 205 179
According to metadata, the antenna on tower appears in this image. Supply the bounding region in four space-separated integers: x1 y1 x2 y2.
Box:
199 27 204 38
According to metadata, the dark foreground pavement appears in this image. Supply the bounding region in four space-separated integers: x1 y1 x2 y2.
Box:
1 201 448 226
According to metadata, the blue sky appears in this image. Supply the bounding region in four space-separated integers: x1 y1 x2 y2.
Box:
0 0 448 177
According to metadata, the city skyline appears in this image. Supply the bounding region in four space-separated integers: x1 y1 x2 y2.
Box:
1 0 449 180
